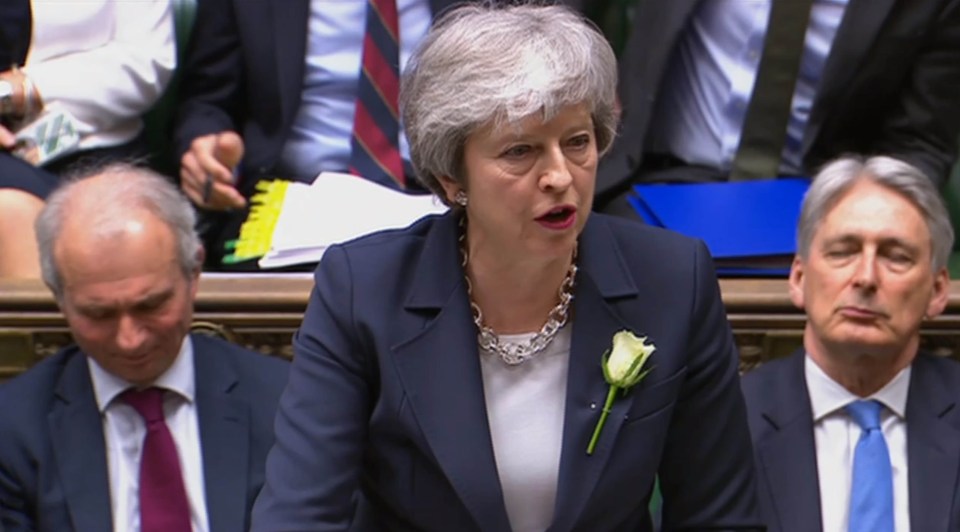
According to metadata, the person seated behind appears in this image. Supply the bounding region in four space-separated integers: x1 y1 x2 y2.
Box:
250 4 762 530
742 155 959 531
0 0 175 279
0 163 289 531
595 0 960 217
172 0 586 267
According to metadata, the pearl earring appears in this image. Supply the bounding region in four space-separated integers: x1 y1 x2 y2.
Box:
454 191 468 207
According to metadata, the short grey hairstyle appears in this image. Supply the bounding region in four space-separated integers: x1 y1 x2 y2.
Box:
797 155 954 271
400 2 619 204
35 162 203 298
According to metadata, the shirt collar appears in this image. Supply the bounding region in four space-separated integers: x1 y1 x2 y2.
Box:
87 335 196 412
804 352 910 422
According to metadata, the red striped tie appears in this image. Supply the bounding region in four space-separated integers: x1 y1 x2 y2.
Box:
350 0 406 190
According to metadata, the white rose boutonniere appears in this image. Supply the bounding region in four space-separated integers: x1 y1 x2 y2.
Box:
586 330 656 455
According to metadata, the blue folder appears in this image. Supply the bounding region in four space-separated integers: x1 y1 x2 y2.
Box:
628 178 811 276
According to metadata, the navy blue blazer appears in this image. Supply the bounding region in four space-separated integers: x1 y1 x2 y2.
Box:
251 212 762 531
0 334 290 532
742 349 960 532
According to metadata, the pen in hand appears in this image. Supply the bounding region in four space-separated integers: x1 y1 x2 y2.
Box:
202 174 214 204
201 165 243 208
197 131 245 208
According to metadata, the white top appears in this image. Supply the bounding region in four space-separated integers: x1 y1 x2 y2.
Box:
25 0 175 150
647 0 848 174
805 355 910 532
277 0 431 181
480 326 571 532
88 336 210 532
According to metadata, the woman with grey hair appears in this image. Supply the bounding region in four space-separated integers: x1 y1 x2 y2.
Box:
252 4 761 531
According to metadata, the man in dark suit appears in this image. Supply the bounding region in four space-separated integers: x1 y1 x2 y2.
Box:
0 163 289 531
742 155 960 532
173 0 586 265
172 0 479 264
595 0 960 216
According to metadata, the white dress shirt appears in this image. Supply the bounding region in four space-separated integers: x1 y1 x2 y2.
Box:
805 355 910 532
88 336 210 532
480 326 571 532
278 0 431 181
26 0 175 150
647 0 848 175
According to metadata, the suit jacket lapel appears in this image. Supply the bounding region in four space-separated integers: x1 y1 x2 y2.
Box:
596 0 700 194
48 353 113 532
803 0 896 158
391 213 511 532
272 0 310 127
906 354 960 531
549 218 641 532
753 352 822 532
629 0 701 84
194 336 250 532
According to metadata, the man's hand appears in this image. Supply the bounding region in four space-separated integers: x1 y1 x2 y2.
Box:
180 131 247 210
0 124 15 149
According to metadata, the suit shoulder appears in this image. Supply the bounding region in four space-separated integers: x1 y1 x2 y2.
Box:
0 348 82 433
330 212 439 258
317 213 450 291
594 212 703 250
192 334 289 384
0 347 79 402
587 213 713 288
918 351 960 369
740 352 802 399
915 351 960 382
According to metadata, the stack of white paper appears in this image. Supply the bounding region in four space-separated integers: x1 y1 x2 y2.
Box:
257 172 448 269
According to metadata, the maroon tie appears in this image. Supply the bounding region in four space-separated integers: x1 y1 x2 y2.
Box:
121 387 192 532
349 0 406 190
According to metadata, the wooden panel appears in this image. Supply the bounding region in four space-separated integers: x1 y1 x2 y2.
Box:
2 275 959 379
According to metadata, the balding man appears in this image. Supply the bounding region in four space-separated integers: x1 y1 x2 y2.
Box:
0 163 289 532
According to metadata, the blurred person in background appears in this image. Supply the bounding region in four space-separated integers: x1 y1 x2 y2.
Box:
595 0 960 218
0 0 175 279
173 0 586 268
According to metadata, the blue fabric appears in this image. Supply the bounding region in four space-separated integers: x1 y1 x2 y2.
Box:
846 399 894 532
628 177 809 276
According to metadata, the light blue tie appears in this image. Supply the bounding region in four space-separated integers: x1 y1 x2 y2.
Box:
846 400 895 532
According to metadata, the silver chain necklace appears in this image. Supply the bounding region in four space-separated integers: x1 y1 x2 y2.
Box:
459 218 577 365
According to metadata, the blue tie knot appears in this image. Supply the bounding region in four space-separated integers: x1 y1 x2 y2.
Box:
846 399 883 431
